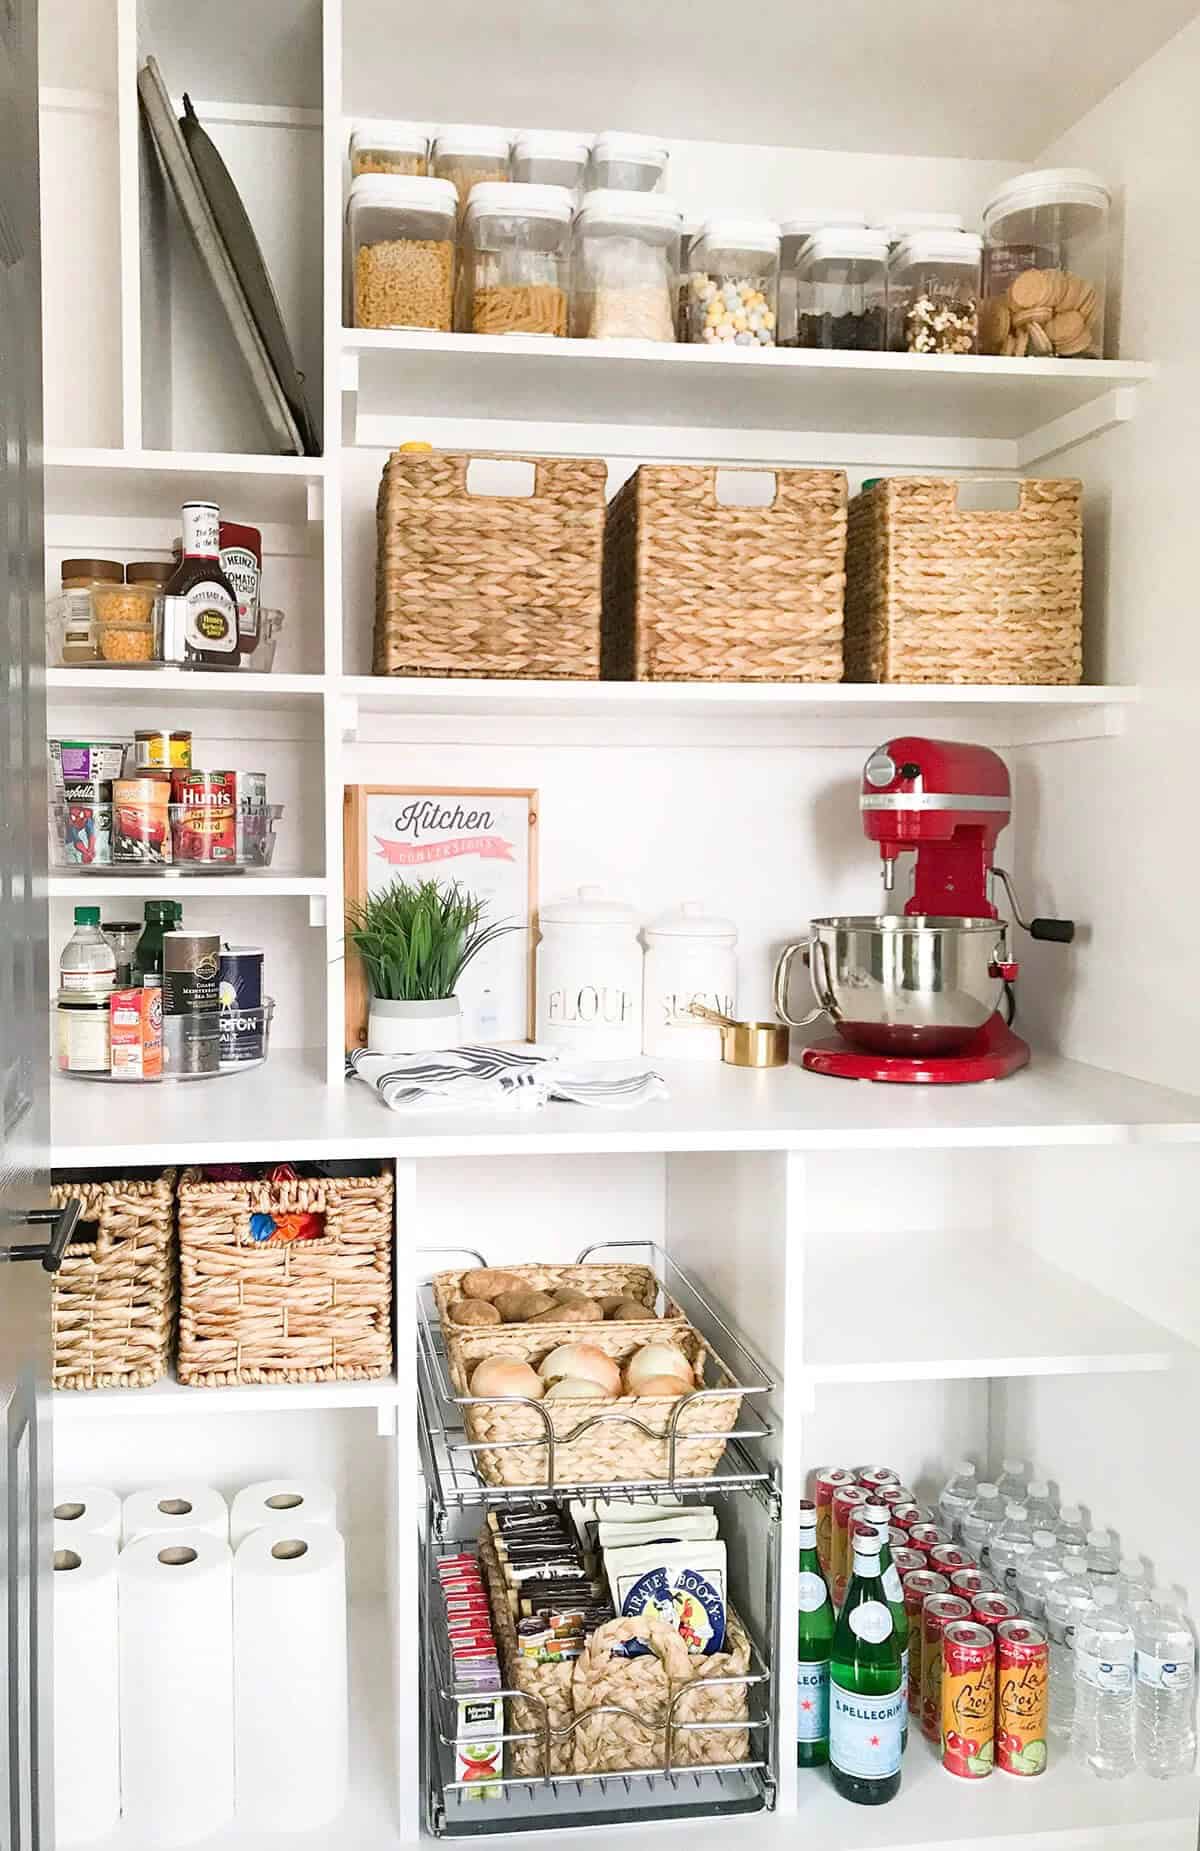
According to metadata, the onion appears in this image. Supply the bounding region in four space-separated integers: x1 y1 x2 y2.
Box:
632 1374 692 1398
469 1358 544 1399
544 1376 610 1400
624 1344 694 1394
536 1343 621 1396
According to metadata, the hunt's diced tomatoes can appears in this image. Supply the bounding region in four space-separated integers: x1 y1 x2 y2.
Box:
921 1594 971 1741
996 1620 1049 1777
941 1621 996 1778
170 769 238 862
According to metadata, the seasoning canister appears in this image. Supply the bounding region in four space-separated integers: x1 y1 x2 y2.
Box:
162 1012 222 1077
535 886 643 1060
60 781 113 865
56 989 112 1073
641 900 737 1062
162 931 220 1014
112 777 171 865
170 770 238 863
219 946 264 1009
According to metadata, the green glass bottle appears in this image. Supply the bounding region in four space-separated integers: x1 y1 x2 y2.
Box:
796 1498 835 1767
829 1523 905 1806
862 1500 910 1751
132 899 182 984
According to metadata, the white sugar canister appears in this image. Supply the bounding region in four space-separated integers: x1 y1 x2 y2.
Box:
536 887 643 1060
642 901 737 1061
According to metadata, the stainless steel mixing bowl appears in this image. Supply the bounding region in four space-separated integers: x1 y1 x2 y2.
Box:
773 915 1012 1057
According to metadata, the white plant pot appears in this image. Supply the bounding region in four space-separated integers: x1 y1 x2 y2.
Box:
367 996 463 1055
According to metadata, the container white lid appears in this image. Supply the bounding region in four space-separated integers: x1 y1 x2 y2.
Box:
575 189 682 233
591 131 668 168
890 229 982 268
465 181 573 224
805 226 889 265
781 209 866 244
350 121 429 157
512 129 591 166
346 173 457 219
871 208 964 241
431 126 512 161
983 167 1110 224
697 217 781 256
540 885 639 927
644 900 738 940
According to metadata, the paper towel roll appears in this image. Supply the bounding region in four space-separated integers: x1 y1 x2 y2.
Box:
122 1482 228 1546
230 1478 337 1550
53 1484 121 1542
119 1530 235 1846
233 1522 348 1830
54 1534 120 1845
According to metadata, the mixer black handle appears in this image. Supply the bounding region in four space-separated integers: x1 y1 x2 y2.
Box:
1029 917 1075 944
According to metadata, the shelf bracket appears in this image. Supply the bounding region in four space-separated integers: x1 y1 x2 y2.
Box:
306 476 324 524
339 694 360 743
308 893 327 929
1017 386 1140 469
375 1399 399 1439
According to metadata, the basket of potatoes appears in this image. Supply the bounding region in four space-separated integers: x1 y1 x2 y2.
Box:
434 1262 690 1343
445 1320 744 1488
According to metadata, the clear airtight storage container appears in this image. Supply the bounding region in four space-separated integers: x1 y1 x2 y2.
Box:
348 174 457 330
589 132 668 193
871 209 963 252
779 210 866 346
511 130 590 197
349 122 428 177
888 229 982 354
796 227 888 350
430 127 511 213
688 219 780 348
572 191 681 342
980 169 1111 359
459 183 573 336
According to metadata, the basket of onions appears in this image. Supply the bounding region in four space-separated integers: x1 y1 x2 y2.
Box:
445 1322 745 1488
433 1261 691 1341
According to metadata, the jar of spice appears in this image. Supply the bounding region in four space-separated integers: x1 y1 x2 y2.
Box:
510 130 590 197
430 127 511 214
888 230 982 355
688 219 780 348
349 120 428 177
571 191 681 342
348 174 457 330
795 227 889 351
48 559 122 666
536 886 644 1060
980 169 1110 359
642 901 737 1062
459 183 573 336
779 211 866 346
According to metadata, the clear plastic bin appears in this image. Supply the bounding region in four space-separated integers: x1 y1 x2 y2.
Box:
688 219 780 349
795 227 888 351
347 174 457 330
430 127 511 213
871 209 963 252
510 130 590 197
240 607 285 673
888 230 982 355
589 132 667 193
92 580 161 663
981 168 1111 359
779 211 865 347
459 182 572 336
571 190 681 342
47 559 122 666
349 121 428 177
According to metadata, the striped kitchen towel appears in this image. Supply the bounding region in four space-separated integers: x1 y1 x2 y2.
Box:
346 1044 668 1114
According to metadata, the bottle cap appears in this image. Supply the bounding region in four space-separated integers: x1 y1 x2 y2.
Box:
1087 1529 1115 1548
976 1482 998 1497
954 1460 976 1476
1062 1551 1090 1576
1093 1584 1120 1608
1118 1557 1145 1579
1002 1459 1026 1475
1059 1504 1083 1524
1005 1504 1029 1522
73 905 101 926
1027 1480 1050 1499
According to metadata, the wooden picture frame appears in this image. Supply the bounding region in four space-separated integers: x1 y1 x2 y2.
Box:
344 785 539 1052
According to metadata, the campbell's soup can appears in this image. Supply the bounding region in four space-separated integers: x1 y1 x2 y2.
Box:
812 1469 856 1581
941 1621 996 1778
971 1592 1021 1634
921 1595 971 1742
930 1544 976 1578
892 1546 925 1579
908 1523 951 1556
855 1465 901 1490
996 1620 1049 1776
902 1570 949 1714
951 1568 998 1600
831 1485 870 1604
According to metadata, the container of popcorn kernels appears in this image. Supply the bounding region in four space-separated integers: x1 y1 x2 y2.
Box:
347 174 457 330
888 230 982 356
688 218 780 349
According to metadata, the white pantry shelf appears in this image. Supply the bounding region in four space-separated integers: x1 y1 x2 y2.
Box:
54 1373 400 1424
47 872 328 900
342 331 1156 469
46 669 325 712
44 447 325 523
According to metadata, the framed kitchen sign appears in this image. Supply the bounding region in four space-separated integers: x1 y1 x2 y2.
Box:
343 785 539 1051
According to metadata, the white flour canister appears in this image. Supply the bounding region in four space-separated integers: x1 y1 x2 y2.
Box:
536 887 643 1060
642 901 737 1061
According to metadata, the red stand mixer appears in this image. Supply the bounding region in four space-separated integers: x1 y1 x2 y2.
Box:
773 736 1075 1084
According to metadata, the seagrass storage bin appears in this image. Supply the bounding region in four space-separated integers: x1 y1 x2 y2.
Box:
601 465 848 681
844 476 1083 683
176 1168 393 1386
374 450 607 678
49 1170 176 1391
432 1259 689 1341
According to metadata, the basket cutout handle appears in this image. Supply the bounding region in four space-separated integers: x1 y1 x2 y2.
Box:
463 456 538 500
711 468 779 509
914 476 1080 516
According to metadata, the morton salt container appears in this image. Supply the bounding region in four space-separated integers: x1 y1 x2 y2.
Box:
535 886 643 1060
641 900 737 1061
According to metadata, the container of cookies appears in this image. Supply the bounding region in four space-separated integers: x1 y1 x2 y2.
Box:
347 174 457 330
980 169 1110 359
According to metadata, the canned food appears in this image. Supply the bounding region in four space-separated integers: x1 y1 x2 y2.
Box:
901 1570 949 1715
813 1469 857 1581
874 1484 916 1509
929 1544 976 1577
112 777 171 865
855 1466 901 1490
60 781 112 865
170 770 238 863
920 1594 971 1742
950 1568 998 1600
50 738 126 789
162 931 220 1015
996 1620 1049 1776
56 989 112 1073
888 1525 910 1551
941 1621 995 1778
891 1546 925 1579
238 770 268 810
908 1523 951 1555
887 1503 926 1531
971 1592 1021 1633
133 728 192 771
831 1484 871 1603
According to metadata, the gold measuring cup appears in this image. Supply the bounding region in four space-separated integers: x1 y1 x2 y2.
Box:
688 1002 791 1068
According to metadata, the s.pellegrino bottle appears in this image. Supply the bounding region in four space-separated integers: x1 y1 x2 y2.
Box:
797 1499 835 1767
862 1500 910 1750
830 1523 905 1806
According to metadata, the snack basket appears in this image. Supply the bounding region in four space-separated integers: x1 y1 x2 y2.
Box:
432 1258 690 1341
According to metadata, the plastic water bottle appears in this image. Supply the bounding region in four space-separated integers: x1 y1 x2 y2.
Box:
1025 1479 1059 1531
938 1460 978 1539
961 1482 1008 1562
1045 1581 1095 1743
1016 1554 1069 1622
1062 1549 1092 1587
1117 1557 1152 1614
996 1458 1029 1504
1057 1504 1089 1553
1031 1526 1061 1559
990 1504 1036 1595
1087 1529 1121 1579
1072 1586 1136 1778
1136 1598 1197 1778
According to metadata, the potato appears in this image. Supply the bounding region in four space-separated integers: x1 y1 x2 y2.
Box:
598 1294 628 1315
528 1298 602 1323
492 1289 556 1323
461 1268 523 1301
448 1297 501 1327
553 1289 593 1307
608 1299 657 1321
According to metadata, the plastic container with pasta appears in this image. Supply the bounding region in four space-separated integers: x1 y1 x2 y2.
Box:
347 174 457 330
511 129 590 200
349 121 429 177
431 126 511 214
571 190 682 343
459 182 572 337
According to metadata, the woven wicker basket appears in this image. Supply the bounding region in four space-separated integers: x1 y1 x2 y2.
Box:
432 1261 688 1341
176 1170 393 1386
374 450 607 678
602 465 847 682
447 1322 742 1488
844 476 1083 683
49 1170 176 1391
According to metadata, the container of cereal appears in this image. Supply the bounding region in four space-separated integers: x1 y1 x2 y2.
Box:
93 576 160 663
888 230 982 355
112 777 172 865
980 169 1110 359
349 120 429 177
795 227 888 351
47 560 122 666
459 183 572 336
688 219 780 348
430 127 511 213
511 130 590 196
571 190 681 342
348 174 457 330
779 211 866 346
588 132 667 193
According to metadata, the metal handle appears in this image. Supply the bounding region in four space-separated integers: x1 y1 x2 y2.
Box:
773 934 832 1029
991 868 1076 946
2 1198 81 1273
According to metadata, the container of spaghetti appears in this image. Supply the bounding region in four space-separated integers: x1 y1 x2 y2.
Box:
460 183 572 336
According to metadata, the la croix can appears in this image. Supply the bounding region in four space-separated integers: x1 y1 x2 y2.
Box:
874 1483 916 1510
941 1621 996 1779
908 1523 951 1556
901 1570 949 1715
996 1619 1049 1776
950 1567 998 1600
812 1468 857 1580
971 1592 1021 1634
892 1546 925 1580
855 1465 901 1490
888 1503 926 1532
930 1544 976 1578
921 1594 972 1742
831 1484 871 1602
170 769 238 862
